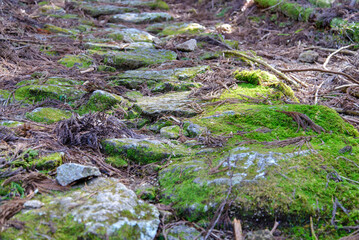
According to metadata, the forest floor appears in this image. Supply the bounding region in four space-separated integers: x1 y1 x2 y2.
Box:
0 0 359 239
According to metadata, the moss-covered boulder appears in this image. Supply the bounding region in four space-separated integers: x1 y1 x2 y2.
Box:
135 91 200 118
102 138 188 164
80 90 125 113
15 84 86 102
26 107 72 124
109 12 172 24
39 4 66 15
160 125 180 139
146 22 206 36
58 54 94 69
109 66 208 91
81 4 138 17
2 177 160 239
104 49 177 70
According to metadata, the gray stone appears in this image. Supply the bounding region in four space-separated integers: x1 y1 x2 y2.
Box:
23 200 44 209
167 224 203 240
245 230 275 240
176 39 197 52
185 122 206 137
81 4 138 17
56 163 101 186
84 42 154 51
104 49 177 70
15 178 160 239
146 22 206 36
110 66 208 90
109 12 173 24
160 125 180 139
298 50 319 63
135 91 200 118
106 27 158 43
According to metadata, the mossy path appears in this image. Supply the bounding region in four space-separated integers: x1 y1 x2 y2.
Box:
1 0 359 239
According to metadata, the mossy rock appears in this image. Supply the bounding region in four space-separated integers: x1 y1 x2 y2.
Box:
58 54 94 69
106 28 157 42
254 0 313 21
39 4 66 15
43 24 78 35
81 4 139 17
109 12 173 24
2 178 160 239
15 85 86 102
110 66 208 90
26 107 72 124
234 69 297 101
147 22 206 36
80 90 125 114
104 49 177 70
102 138 188 164
160 125 180 139
0 121 23 128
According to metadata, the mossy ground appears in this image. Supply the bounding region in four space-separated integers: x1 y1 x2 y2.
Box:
159 82 359 238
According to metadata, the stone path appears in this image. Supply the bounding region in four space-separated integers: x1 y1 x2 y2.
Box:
1 0 359 239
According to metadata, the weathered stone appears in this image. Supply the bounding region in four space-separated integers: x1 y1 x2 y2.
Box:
184 122 206 137
56 163 101 186
160 125 180 139
26 107 72 124
102 138 188 164
245 230 275 240
109 12 173 24
85 42 155 51
81 4 139 17
6 178 160 239
106 28 158 43
298 50 319 63
135 91 200 118
167 224 203 240
39 4 66 15
81 90 124 113
15 85 85 102
58 54 94 68
23 200 44 210
110 66 208 90
104 49 177 70
146 22 206 36
176 39 197 52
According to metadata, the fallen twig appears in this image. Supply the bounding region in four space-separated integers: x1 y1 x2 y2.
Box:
233 219 243 240
323 44 355 70
223 50 306 87
310 217 318 240
278 67 359 85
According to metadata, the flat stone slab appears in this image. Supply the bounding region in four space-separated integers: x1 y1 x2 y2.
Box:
110 66 208 91
81 4 139 17
5 178 160 239
102 138 188 164
146 22 206 36
56 163 101 186
26 107 72 124
15 85 86 102
135 91 200 118
109 12 173 24
106 28 158 43
104 49 177 70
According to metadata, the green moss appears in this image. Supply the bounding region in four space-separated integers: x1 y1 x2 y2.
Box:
44 24 77 35
234 69 297 101
106 156 128 167
97 65 116 72
26 107 72 124
254 0 313 21
159 23 206 36
331 18 359 42
0 89 10 99
79 90 125 114
0 120 23 127
58 54 94 68
147 0 170 10
35 152 63 170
